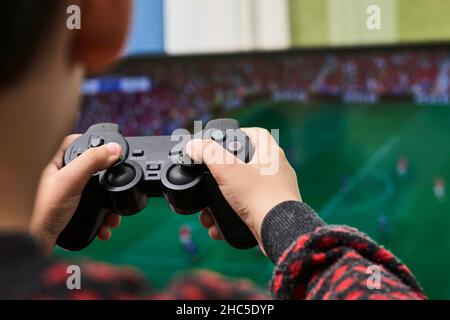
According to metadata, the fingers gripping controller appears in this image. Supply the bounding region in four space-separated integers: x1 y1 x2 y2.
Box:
56 119 257 251
64 123 129 166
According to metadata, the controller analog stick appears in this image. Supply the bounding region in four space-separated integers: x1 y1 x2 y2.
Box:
166 165 198 185
105 164 136 187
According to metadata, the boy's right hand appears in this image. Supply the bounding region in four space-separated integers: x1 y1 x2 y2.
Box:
186 128 302 251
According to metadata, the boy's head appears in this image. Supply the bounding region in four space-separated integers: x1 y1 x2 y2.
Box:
1 1 133 89
0 1 132 223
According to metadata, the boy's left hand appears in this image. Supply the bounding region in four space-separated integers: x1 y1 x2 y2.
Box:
30 135 123 255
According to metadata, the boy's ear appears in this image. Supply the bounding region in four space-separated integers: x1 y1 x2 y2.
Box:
72 0 133 73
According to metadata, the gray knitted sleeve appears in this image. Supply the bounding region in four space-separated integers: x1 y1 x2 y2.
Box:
261 201 326 264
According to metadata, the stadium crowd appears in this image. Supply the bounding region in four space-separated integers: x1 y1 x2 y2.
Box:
78 48 450 135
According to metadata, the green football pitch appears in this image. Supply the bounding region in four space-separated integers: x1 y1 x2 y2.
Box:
59 101 450 299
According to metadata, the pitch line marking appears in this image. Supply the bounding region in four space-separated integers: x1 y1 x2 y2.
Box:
319 135 400 219
334 168 396 217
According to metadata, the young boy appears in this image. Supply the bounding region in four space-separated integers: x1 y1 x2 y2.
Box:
0 1 425 299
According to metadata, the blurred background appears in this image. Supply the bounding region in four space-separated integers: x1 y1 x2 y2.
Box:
61 0 450 298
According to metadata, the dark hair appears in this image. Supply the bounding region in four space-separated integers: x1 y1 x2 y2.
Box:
0 1 65 89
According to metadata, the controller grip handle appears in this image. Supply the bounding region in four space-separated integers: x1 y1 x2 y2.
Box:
56 177 109 251
204 176 257 249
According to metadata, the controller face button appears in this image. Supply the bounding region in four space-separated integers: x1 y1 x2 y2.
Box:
147 164 161 171
132 149 144 157
228 141 243 153
211 129 226 141
105 164 136 187
90 137 104 148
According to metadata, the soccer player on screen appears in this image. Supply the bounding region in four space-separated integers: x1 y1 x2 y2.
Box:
179 224 200 262
396 156 409 177
434 177 446 201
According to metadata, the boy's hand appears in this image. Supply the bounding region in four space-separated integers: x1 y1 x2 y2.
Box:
30 135 122 255
186 128 301 250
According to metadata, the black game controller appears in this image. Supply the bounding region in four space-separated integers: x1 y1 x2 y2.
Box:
56 119 258 251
